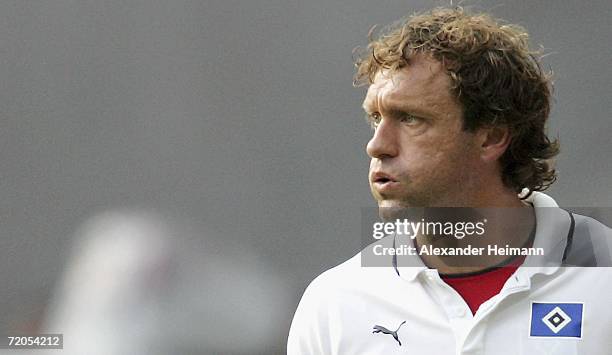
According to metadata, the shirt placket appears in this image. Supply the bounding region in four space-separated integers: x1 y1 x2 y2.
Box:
421 269 533 355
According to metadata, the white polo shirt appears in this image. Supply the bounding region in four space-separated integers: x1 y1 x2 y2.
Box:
288 192 612 354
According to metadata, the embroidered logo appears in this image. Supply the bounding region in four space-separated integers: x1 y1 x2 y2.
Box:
372 321 406 346
530 302 583 338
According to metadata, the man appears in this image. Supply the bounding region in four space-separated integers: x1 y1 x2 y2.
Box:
288 7 611 354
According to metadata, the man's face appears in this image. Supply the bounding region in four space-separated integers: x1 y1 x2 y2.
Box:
363 55 483 208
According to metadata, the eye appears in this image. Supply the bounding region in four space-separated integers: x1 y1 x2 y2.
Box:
367 112 382 129
399 113 421 125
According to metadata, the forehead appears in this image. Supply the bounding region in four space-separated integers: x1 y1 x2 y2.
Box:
363 55 458 115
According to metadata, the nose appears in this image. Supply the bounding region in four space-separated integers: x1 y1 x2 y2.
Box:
366 118 399 159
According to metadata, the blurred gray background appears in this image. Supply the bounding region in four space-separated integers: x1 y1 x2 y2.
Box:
0 0 610 352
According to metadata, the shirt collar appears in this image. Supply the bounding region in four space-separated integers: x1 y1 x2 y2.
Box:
393 234 428 282
517 191 572 279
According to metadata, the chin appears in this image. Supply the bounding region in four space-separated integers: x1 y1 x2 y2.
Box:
377 196 420 208
376 199 415 221
378 199 402 208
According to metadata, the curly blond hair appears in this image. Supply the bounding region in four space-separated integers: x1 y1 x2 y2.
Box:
354 7 559 195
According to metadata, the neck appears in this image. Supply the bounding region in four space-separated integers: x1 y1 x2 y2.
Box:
415 187 535 275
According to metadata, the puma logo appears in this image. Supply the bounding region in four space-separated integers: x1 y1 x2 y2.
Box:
372 321 406 346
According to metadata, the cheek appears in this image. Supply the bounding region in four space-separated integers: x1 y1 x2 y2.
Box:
401 133 451 164
369 158 376 170
399 131 473 178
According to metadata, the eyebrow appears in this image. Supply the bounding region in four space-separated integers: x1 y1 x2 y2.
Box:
362 103 432 119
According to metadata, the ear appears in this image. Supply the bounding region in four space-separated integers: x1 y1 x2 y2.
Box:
477 125 511 163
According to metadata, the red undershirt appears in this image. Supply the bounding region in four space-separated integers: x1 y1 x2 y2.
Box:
440 255 526 315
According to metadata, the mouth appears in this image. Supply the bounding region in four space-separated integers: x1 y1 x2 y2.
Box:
374 177 393 184
371 172 399 187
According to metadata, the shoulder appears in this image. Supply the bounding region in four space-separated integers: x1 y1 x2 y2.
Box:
288 249 399 353
287 252 363 354
297 251 372 305
564 211 612 266
299 242 402 301
571 212 611 235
